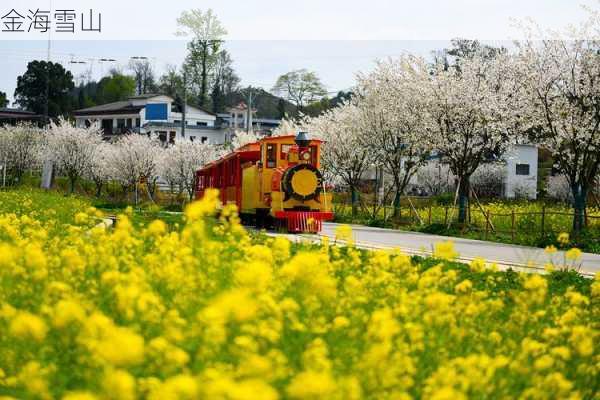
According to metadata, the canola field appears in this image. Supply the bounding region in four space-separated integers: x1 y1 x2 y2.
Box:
0 189 598 399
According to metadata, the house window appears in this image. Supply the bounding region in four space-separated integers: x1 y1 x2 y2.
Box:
158 131 167 145
169 131 176 144
117 119 125 130
174 120 181 124
135 118 141 128
127 118 133 129
201 136 208 144
196 121 208 127
101 119 113 135
516 164 530 176
266 143 277 168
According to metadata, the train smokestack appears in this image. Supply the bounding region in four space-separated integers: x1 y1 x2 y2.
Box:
295 131 311 148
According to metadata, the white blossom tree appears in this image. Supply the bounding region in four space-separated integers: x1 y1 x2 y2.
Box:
423 55 514 223
272 118 301 137
45 118 103 194
159 140 218 200
356 55 432 217
511 13 600 231
85 142 114 197
0 123 43 185
230 130 258 150
471 162 505 198
109 135 162 204
415 162 455 196
308 102 376 216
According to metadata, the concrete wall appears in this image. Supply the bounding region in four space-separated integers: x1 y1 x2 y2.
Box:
504 144 538 199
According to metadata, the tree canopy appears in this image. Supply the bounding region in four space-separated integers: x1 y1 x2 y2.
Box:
14 60 74 117
0 91 8 108
176 9 228 108
272 69 327 111
95 72 137 104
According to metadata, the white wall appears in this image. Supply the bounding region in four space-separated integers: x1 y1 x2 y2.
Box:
148 127 226 145
75 113 142 130
186 130 225 145
170 106 216 127
504 144 538 199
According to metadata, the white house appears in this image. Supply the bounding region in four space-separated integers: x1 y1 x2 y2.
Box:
217 102 282 136
503 144 538 199
74 94 226 145
364 144 539 199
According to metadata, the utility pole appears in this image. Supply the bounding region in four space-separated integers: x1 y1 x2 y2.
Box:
44 0 52 126
246 87 254 134
181 72 187 139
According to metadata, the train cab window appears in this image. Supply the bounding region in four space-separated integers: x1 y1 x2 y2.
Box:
266 144 277 168
280 144 292 160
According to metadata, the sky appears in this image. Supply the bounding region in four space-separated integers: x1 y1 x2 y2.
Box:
0 0 594 105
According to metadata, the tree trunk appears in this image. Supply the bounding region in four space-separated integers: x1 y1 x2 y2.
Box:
95 181 103 198
458 176 470 224
200 42 208 107
351 186 359 218
572 183 587 233
69 176 76 195
393 190 401 219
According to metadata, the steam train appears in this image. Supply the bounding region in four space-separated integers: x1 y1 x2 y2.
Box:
194 132 333 233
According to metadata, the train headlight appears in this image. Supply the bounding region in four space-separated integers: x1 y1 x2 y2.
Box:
301 151 311 161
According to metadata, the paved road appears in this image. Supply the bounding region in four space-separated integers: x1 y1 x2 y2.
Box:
272 222 600 277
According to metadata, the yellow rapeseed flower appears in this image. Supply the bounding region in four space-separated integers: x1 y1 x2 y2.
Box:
10 312 47 342
62 392 98 400
433 241 458 261
287 370 337 399
565 248 582 261
334 224 353 243
557 232 569 246
52 300 85 328
185 189 220 221
102 369 136 400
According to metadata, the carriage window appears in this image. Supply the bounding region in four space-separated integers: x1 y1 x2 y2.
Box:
266 144 277 168
280 144 292 160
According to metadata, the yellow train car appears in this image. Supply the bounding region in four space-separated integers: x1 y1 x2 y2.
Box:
195 132 333 233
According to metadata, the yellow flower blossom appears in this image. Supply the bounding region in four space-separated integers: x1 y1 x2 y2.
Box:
10 312 47 341
62 392 98 400
433 241 458 260
0 188 597 399
334 224 353 243
287 370 337 399
565 248 582 261
557 232 569 245
102 369 136 400
52 300 85 328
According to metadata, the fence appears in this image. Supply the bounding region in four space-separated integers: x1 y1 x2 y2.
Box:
333 194 600 243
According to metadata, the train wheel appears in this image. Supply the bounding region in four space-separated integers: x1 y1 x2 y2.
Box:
255 209 273 230
239 213 253 227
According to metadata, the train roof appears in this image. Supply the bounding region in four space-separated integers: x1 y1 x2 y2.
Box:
256 134 323 144
198 143 260 173
198 134 324 173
